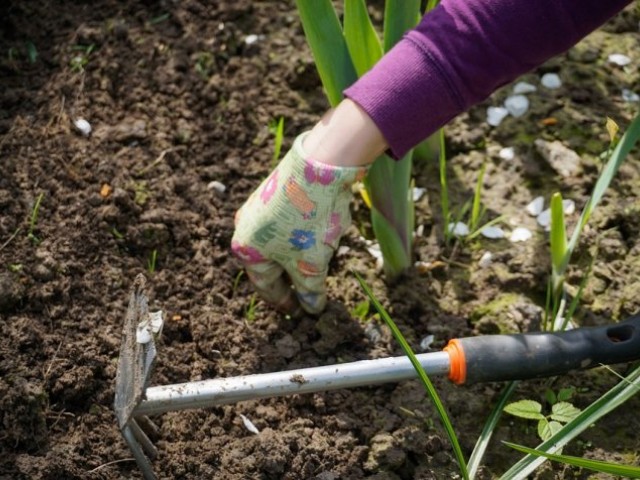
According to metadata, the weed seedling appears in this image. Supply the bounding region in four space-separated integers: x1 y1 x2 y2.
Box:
504 388 581 445
28 193 44 245
69 44 95 73
147 249 158 274
269 117 285 167
245 294 258 322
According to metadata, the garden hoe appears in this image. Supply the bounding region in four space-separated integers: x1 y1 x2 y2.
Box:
115 275 640 480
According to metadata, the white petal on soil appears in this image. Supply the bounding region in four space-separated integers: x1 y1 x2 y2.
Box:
504 95 529 117
541 73 562 89
207 180 226 193
562 199 576 215
136 325 152 344
336 245 351 257
420 334 435 351
622 89 640 102
510 227 532 242
536 208 551 229
608 53 631 66
499 147 515 160
480 225 505 239
525 196 544 216
479 251 493 268
366 243 383 260
487 106 509 126
415 224 425 237
239 414 260 434
244 34 260 45
513 81 537 94
413 187 426 202
73 118 92 136
448 222 469 237
149 310 164 334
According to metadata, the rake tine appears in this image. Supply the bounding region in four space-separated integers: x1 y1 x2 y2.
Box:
122 424 157 480
130 418 158 460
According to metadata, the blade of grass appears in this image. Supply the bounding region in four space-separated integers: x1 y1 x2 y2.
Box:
295 0 357 106
503 442 640 478
470 163 487 232
355 272 469 479
468 381 519 478
438 130 451 244
501 364 640 479
344 0 383 75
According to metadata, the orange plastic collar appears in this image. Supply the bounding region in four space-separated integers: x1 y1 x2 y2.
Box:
443 339 467 385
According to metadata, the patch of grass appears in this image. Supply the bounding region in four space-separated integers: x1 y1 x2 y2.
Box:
28 193 44 245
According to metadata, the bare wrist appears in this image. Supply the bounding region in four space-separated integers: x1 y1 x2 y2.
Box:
302 99 388 167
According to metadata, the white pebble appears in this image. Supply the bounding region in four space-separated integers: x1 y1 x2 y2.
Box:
505 95 529 117
487 106 509 126
525 196 544 216
480 225 505 239
415 224 425 237
413 187 426 202
513 81 537 94
244 34 260 45
420 334 435 351
337 245 351 257
510 227 532 242
73 118 92 136
136 325 151 344
478 251 493 268
541 73 562 89
499 147 515 160
622 89 640 102
239 414 260 434
366 243 383 260
608 53 631 66
562 199 575 215
207 180 226 193
448 222 469 237
536 208 551 229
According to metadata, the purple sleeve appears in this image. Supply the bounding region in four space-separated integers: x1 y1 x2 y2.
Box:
344 0 631 159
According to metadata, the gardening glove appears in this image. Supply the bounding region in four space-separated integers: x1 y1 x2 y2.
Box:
232 132 368 314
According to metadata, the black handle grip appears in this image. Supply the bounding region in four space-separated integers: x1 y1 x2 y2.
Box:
457 312 640 384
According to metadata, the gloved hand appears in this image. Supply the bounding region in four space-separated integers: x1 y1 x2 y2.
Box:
231 132 368 314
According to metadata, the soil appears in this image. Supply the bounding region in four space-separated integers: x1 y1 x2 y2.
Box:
1 1 639 479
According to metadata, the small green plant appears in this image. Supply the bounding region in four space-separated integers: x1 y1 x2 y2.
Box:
69 44 95 72
26 41 37 64
245 293 258 322
504 388 581 444
194 52 215 78
545 113 640 330
350 298 370 321
111 227 124 240
147 249 158 273
8 264 23 273
28 193 44 245
269 117 285 167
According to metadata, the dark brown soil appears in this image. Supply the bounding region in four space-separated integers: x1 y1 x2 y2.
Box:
1 1 639 479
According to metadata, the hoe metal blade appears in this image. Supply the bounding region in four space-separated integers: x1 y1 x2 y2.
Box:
114 274 163 480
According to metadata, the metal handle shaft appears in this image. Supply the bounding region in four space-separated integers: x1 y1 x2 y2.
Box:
135 351 450 416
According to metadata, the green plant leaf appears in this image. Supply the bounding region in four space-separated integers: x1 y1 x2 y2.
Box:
550 192 567 295
351 299 370 321
544 389 557 406
295 0 357 106
538 419 563 442
550 401 581 423
504 442 640 478
556 387 575 402
504 400 544 420
344 0 383 76
383 0 421 52
470 162 486 232
501 364 640 479
355 272 469 479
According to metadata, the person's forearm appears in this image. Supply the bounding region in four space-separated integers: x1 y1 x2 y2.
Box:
303 99 388 167
344 0 632 159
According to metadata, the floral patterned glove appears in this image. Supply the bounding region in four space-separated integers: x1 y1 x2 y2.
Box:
231 132 368 314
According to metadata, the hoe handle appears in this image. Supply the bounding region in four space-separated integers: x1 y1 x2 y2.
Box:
445 312 640 384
